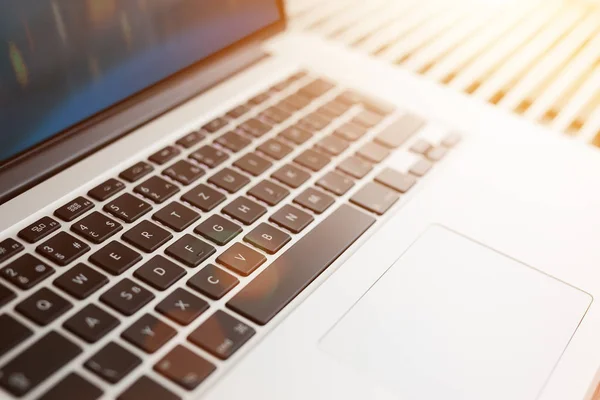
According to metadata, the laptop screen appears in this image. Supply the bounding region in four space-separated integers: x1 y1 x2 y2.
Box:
0 0 281 164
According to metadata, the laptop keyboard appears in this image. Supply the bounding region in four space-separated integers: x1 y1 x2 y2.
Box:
0 70 460 399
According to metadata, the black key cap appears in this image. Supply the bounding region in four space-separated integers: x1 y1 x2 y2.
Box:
409 158 433 177
0 283 15 307
357 142 390 163
202 117 229 133
238 118 271 138
244 223 291 254
350 182 399 215
294 149 330 172
294 187 334 214
188 264 239 300
71 212 122 244
279 125 312 145
189 145 229 168
36 232 90 266
334 122 368 142
337 156 373 179
182 183 226 212
0 314 32 357
118 376 180 400
90 241 142 275
16 287 72 326
122 314 177 353
257 138 293 160
54 263 108 299
217 243 266 276
195 215 242 246
316 171 355 196
39 373 103 400
352 110 384 128
2 254 54 290
316 135 350 156
272 164 310 188
86 342 141 384
135 176 179 204
123 220 173 253
248 180 289 206
299 78 335 98
88 178 125 201
134 255 185 291
0 238 24 264
270 204 314 234
188 310 255 360
208 168 250 194
375 114 425 148
229 205 374 324
234 152 272 176
18 216 60 244
375 168 417 193
260 106 291 124
163 160 205 186
149 146 180 165
100 278 154 316
119 162 154 183
222 197 267 225
153 202 200 232
104 193 152 223
176 131 205 149
165 235 215 267
248 92 270 105
215 131 251 152
226 104 250 119
155 345 215 390
54 197 94 222
156 288 209 326
64 304 119 343
0 331 81 397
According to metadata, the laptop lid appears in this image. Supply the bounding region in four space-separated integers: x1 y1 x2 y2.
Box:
0 0 285 203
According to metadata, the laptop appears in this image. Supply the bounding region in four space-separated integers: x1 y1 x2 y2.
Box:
0 1 598 399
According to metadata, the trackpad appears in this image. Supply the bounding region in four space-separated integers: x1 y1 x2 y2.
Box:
320 226 590 400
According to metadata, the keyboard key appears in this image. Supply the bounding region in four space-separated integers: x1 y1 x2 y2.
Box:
39 373 103 400
118 376 180 400
0 331 81 397
337 156 373 179
71 212 122 244
222 197 266 225
279 125 312 145
153 202 200 232
64 304 119 343
123 220 173 253
156 288 209 326
226 104 250 119
122 314 176 353
0 283 15 307
90 241 142 275
272 164 310 188
282 93 311 110
195 215 242 246
334 122 368 142
101 278 154 316
352 110 384 128
18 216 61 244
2 254 54 290
163 160 205 185
270 204 314 233
316 135 350 156
16 287 72 326
238 118 271 137
202 117 229 133
299 78 335 98
409 158 433 177
208 168 250 194
294 187 334 214
294 149 330 172
135 176 180 204
182 183 226 211
215 130 251 152
248 92 271 105
104 193 152 223
217 243 266 276
36 231 90 266
375 114 425 148
165 235 215 267
54 197 94 222
409 138 432 155
149 146 180 165
54 263 108 299
441 132 462 148
88 178 125 201
233 152 272 176
86 342 141 384
299 112 331 131
318 100 351 118
244 223 291 254
134 255 185 291
356 142 390 163
248 180 289 206
119 162 154 183
337 90 395 115
189 145 229 168
350 182 399 215
375 168 417 193
426 146 448 162
228 205 374 325
189 310 255 360
176 131 205 149
261 106 291 124
317 171 354 196
0 238 24 264
188 264 239 300
0 314 32 357
155 345 215 390
257 138 293 160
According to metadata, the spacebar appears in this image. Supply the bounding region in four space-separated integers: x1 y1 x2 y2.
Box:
227 204 375 325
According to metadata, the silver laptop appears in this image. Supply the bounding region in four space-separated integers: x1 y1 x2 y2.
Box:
0 1 598 400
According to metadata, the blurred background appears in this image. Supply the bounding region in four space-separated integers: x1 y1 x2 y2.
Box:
285 0 600 147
